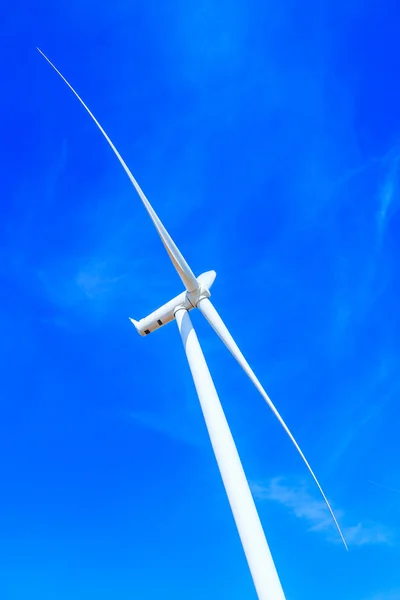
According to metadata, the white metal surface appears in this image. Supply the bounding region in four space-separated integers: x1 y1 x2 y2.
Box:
197 297 347 549
130 270 217 336
175 308 286 600
130 290 190 336
196 269 217 291
37 48 199 294
39 47 348 599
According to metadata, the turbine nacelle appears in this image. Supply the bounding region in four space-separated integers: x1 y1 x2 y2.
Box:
130 270 216 336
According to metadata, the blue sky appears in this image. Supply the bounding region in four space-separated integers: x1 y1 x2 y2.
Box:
1 0 400 598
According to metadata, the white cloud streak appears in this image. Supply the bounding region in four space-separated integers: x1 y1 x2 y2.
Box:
376 154 399 246
364 592 400 600
252 477 392 547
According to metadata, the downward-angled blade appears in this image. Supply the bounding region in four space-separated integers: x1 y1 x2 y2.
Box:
197 297 348 550
37 48 199 293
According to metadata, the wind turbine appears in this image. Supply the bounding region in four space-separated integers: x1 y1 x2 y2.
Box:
38 48 347 600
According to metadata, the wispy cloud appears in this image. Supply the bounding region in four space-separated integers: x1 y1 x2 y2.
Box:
75 261 123 299
37 259 124 309
252 477 392 547
127 408 206 451
364 591 400 600
369 480 400 496
344 522 391 546
376 154 400 247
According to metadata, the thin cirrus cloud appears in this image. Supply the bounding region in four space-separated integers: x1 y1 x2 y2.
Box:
364 592 400 600
252 477 392 547
376 153 400 248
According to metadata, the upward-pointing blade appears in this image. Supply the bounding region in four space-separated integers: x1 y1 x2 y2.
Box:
197 297 348 550
37 48 199 293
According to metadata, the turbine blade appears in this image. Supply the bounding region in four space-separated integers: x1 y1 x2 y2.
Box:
197 297 348 550
37 48 199 293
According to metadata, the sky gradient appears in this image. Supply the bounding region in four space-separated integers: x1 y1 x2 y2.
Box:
1 0 400 598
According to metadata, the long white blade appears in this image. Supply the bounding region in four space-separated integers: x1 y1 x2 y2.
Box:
37 48 199 293
197 297 348 550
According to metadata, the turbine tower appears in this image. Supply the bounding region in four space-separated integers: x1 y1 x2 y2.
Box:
38 48 347 599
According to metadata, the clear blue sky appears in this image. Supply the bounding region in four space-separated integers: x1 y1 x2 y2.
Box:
1 1 399 598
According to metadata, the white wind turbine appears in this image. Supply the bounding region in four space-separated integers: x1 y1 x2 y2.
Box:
38 48 347 600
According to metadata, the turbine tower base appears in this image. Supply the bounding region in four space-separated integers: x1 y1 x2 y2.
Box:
175 308 286 600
